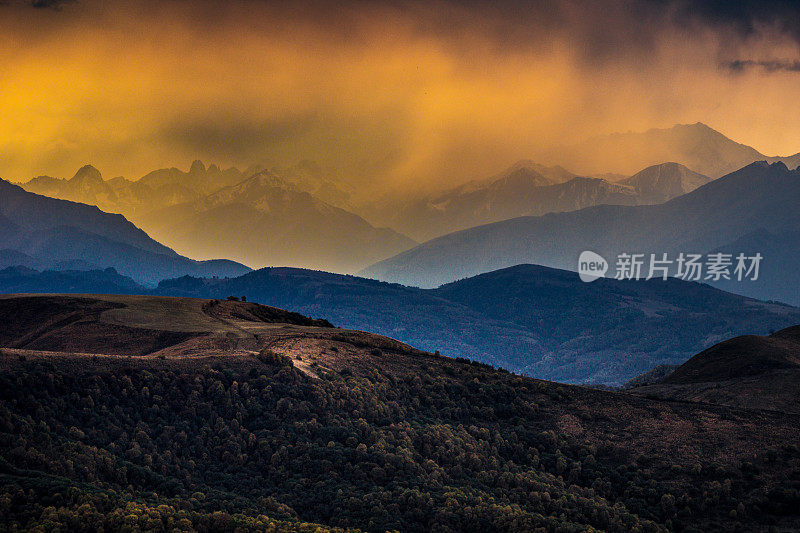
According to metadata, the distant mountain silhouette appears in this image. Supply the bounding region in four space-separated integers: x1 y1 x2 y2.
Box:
141 171 416 273
0 266 142 294
0 179 250 285
631 325 800 413
21 162 246 218
541 122 800 177
373 161 710 241
19 160 354 222
18 162 382 272
361 161 800 305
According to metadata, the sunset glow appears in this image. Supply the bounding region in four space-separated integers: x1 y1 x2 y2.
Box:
2 0 800 195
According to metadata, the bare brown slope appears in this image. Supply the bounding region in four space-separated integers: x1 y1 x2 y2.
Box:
0 294 334 358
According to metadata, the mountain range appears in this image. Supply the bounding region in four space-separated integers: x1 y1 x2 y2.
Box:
362 161 800 306
369 161 712 241
0 179 250 285
18 162 413 273
140 170 415 272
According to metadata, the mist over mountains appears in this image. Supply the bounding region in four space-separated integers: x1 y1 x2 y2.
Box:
371 161 712 241
540 122 800 178
141 170 415 272
18 161 411 273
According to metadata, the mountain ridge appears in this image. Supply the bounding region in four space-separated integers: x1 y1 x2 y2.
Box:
0 179 251 285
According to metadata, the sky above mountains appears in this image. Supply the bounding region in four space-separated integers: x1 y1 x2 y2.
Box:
2 0 800 194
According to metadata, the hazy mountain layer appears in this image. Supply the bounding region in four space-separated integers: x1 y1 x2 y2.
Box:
367 161 711 241
19 160 354 220
17 162 403 273
141 171 415 273
541 122 800 177
361 161 800 306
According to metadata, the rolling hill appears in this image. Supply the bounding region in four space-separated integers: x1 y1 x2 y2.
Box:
361 161 800 305
1 294 799 531
146 263 800 384
0 179 250 285
630 324 800 414
2 263 797 384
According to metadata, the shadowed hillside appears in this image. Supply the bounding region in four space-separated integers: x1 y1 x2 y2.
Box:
1 264 797 385
632 325 800 413
1 294 800 531
149 264 800 384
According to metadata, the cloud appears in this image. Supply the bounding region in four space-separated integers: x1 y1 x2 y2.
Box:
2 0 800 193
723 59 800 73
31 0 74 8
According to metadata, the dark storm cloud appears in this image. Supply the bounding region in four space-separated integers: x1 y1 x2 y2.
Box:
7 0 800 54
657 0 800 41
723 59 800 73
4 0 800 183
161 114 322 162
31 0 74 8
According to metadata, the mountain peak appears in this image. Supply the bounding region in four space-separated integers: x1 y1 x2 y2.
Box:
70 165 102 184
493 167 552 189
770 160 789 172
189 160 206 174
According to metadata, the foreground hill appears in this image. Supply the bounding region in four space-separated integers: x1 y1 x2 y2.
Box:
631 325 800 414
1 294 799 531
0 179 249 285
541 122 800 177
150 264 800 384
362 161 800 306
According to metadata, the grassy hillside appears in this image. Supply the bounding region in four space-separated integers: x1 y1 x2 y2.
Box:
0 295 799 531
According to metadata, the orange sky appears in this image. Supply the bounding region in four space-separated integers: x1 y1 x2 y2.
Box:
1 0 800 194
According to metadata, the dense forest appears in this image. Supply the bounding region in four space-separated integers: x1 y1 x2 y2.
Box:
1 343 799 532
